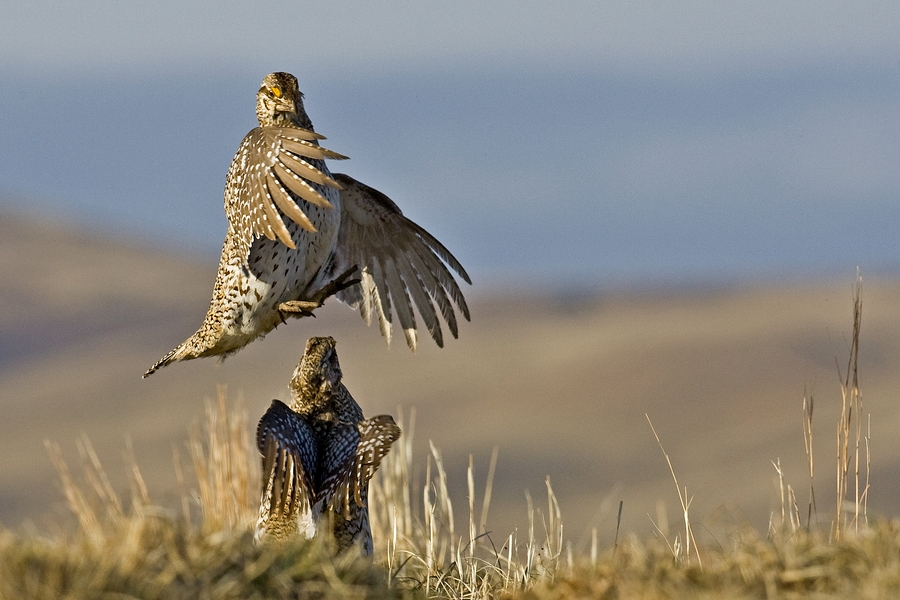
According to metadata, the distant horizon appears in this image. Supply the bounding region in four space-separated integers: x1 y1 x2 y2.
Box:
2 60 898 288
1 199 895 297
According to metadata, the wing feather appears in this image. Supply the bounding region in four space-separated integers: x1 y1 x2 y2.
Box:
256 400 317 519
256 168 293 246
406 219 472 285
279 136 349 161
329 416 401 516
275 128 326 141
330 173 470 349
316 424 361 511
383 257 418 349
278 150 344 189
265 169 316 234
223 126 345 252
406 249 459 338
272 162 334 209
395 253 442 347
368 258 393 345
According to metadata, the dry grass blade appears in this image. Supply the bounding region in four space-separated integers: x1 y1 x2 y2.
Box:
835 271 868 540
44 440 104 548
645 414 702 568
188 386 256 532
803 391 817 530
123 437 151 515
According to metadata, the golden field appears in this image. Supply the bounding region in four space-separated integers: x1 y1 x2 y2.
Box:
2 209 899 550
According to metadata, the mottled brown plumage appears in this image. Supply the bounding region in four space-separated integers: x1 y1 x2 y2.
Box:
255 337 401 554
144 73 470 378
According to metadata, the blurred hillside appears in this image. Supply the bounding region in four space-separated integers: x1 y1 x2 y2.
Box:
2 209 899 547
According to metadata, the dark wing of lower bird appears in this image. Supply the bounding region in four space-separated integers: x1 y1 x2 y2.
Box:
327 415 402 517
329 173 471 350
257 399 318 519
316 423 360 512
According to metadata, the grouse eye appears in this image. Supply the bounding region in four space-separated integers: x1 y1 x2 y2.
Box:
271 86 282 98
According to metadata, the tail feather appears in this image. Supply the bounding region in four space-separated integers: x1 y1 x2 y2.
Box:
142 343 191 378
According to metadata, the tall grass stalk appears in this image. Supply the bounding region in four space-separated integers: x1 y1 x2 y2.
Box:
186 386 255 532
835 272 869 540
645 414 702 568
368 409 567 598
803 390 817 530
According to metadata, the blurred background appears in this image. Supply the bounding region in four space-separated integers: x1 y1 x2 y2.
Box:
1 1 899 546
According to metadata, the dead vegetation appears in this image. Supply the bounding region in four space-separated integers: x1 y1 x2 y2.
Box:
1 274 898 599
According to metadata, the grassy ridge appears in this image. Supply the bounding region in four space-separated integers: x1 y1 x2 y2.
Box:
0 520 395 599
515 522 900 599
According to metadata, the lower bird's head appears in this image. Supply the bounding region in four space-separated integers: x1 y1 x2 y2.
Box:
256 72 312 129
290 336 342 401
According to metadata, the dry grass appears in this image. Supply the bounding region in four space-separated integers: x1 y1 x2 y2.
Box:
1 274 899 599
507 274 900 600
834 272 869 539
644 414 701 568
0 516 394 600
510 521 900 600
369 409 567 598
2 390 396 600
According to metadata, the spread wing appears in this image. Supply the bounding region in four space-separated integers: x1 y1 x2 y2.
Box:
317 423 360 511
330 173 472 350
328 415 401 517
256 400 318 520
224 126 348 250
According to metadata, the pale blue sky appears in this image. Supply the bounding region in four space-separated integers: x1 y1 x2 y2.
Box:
1 1 899 287
4 1 898 75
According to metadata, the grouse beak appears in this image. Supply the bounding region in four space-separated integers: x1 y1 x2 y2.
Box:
275 98 297 118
